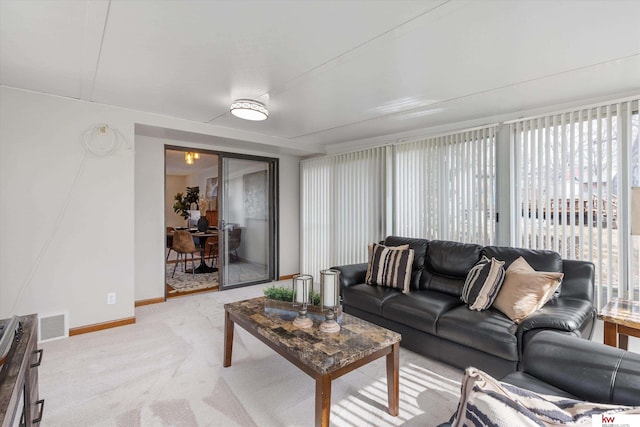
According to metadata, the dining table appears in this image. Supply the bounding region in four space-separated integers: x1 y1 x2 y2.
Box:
189 230 219 274
169 228 219 274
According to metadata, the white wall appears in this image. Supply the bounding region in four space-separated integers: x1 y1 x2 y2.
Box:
243 219 268 264
1 86 301 328
135 140 166 303
165 175 187 229
278 155 300 275
0 88 135 326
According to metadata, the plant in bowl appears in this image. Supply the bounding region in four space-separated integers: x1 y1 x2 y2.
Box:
263 286 332 324
263 286 294 302
263 286 321 305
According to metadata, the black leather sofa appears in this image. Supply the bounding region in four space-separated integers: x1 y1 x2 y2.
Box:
332 236 597 377
438 331 640 427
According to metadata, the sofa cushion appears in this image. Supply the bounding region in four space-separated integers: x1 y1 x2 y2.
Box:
384 236 429 290
500 371 577 399
342 283 402 316
492 257 563 323
483 246 563 297
365 243 414 294
420 240 483 295
382 291 463 335
427 240 484 277
437 305 518 361
461 256 506 311
420 273 466 297
482 246 562 272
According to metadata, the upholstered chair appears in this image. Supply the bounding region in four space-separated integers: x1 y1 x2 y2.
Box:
171 230 199 278
166 227 176 261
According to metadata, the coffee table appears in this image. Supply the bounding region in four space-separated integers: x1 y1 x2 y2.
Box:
223 296 401 427
598 298 640 349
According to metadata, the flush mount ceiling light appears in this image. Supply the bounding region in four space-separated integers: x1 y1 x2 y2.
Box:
230 99 269 121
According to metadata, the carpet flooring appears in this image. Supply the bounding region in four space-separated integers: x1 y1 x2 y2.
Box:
38 281 463 427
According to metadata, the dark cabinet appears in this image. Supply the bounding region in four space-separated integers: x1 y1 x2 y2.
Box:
0 315 44 426
206 210 219 228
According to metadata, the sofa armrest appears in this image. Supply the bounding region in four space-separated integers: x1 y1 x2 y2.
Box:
560 259 595 302
516 298 596 356
513 331 640 405
517 298 595 334
331 263 368 292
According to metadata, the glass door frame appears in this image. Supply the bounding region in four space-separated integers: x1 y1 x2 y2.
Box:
218 151 279 290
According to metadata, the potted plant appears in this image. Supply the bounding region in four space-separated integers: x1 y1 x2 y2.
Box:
263 286 340 321
173 186 200 223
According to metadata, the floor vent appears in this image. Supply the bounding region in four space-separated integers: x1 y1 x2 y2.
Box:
38 312 68 342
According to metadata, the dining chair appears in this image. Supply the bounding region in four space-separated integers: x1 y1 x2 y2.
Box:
205 236 219 268
166 227 176 261
228 228 241 262
171 230 200 278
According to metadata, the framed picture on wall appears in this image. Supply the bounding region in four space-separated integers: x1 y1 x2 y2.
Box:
206 177 218 198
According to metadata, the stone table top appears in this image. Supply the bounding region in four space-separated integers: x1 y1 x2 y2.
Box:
224 296 401 375
598 298 640 328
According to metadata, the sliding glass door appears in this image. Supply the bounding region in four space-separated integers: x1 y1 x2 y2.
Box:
219 154 277 289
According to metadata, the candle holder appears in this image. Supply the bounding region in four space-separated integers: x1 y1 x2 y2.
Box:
319 269 341 333
292 274 314 329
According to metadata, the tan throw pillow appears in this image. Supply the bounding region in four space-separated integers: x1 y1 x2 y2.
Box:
365 243 414 294
492 256 563 323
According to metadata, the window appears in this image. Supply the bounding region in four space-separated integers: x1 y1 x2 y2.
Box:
394 127 497 244
300 147 388 280
630 110 640 302
300 98 639 306
511 100 639 306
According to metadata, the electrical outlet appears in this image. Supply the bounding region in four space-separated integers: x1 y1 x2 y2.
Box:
107 292 116 305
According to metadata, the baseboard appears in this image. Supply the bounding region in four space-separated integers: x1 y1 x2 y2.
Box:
135 297 165 307
279 274 298 280
69 317 136 336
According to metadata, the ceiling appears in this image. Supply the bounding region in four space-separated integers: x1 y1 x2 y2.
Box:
2 0 639 157
165 148 217 175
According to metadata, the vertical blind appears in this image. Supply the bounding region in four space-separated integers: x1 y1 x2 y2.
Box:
300 156 333 282
510 99 640 307
300 147 388 280
394 126 497 244
300 97 639 306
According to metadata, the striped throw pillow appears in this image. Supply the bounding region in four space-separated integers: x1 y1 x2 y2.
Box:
365 243 415 294
451 367 640 427
461 256 505 311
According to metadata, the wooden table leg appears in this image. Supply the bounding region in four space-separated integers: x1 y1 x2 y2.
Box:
223 310 234 367
619 334 629 350
315 374 331 427
603 321 617 348
618 325 640 350
386 341 399 416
